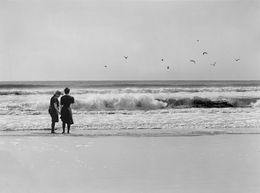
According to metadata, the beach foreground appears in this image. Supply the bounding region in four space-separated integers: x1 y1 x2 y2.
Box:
0 135 260 193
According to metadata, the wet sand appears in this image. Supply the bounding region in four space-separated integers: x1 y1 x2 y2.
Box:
0 135 260 193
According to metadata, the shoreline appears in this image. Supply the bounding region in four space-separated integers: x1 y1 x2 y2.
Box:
1 128 260 137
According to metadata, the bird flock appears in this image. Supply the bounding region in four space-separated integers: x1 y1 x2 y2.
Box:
188 40 240 68
104 40 240 70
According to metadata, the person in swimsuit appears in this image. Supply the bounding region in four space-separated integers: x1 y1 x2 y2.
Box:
48 90 62 133
60 87 75 134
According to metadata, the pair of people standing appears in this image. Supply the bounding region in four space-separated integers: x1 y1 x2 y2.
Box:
48 88 74 134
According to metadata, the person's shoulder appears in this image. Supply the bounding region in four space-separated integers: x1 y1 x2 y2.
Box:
51 96 58 103
61 95 70 100
51 95 56 101
69 95 75 103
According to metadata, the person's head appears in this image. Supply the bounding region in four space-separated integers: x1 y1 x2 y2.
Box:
64 87 70 94
54 90 62 97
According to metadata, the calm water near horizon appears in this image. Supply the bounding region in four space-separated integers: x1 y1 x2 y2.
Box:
1 80 260 88
1 80 260 136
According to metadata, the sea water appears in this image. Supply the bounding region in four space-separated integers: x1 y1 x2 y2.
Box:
0 80 260 136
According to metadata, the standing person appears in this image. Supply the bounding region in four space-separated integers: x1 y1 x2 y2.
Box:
48 90 62 134
60 87 75 134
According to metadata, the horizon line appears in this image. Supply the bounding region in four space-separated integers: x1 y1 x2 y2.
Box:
1 79 260 82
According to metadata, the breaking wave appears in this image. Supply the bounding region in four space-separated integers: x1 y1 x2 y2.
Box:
1 91 260 115
72 96 260 111
0 90 53 95
1 86 260 96
1 95 260 115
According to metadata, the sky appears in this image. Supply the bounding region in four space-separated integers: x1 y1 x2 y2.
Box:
0 0 259 81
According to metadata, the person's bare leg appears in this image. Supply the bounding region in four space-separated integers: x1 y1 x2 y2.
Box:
62 122 65 134
67 124 70 134
51 122 55 133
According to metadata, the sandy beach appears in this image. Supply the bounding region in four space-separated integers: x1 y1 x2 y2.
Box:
0 134 260 193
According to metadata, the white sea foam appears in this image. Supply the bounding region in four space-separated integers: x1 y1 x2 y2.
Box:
252 99 260 108
1 81 260 136
1 90 260 114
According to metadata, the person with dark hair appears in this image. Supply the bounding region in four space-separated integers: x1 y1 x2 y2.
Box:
48 90 62 133
60 87 75 134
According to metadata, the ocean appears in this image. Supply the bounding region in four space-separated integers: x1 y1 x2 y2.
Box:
1 80 260 136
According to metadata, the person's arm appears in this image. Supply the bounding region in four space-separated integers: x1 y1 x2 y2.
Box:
60 97 63 113
54 102 60 114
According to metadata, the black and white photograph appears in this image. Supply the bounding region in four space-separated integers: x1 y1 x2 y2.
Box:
0 0 260 192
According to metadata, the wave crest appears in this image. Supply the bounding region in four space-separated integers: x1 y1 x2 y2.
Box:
74 95 167 111
1 86 260 96
72 96 259 111
159 97 258 108
1 95 259 114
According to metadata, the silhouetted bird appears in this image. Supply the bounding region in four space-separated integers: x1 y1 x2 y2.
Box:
104 65 108 68
203 52 208 55
197 40 199 42
190 60 196 64
235 58 240 61
124 56 128 59
167 66 170 70
161 59 164 61
210 62 216 67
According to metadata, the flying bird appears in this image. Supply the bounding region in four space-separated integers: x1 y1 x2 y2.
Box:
167 66 170 70
210 62 216 67
161 59 164 61
235 58 240 61
197 40 199 42
104 65 108 68
190 60 196 64
124 56 128 59
203 52 208 55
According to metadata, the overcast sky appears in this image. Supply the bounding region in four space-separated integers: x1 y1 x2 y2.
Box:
0 0 259 81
